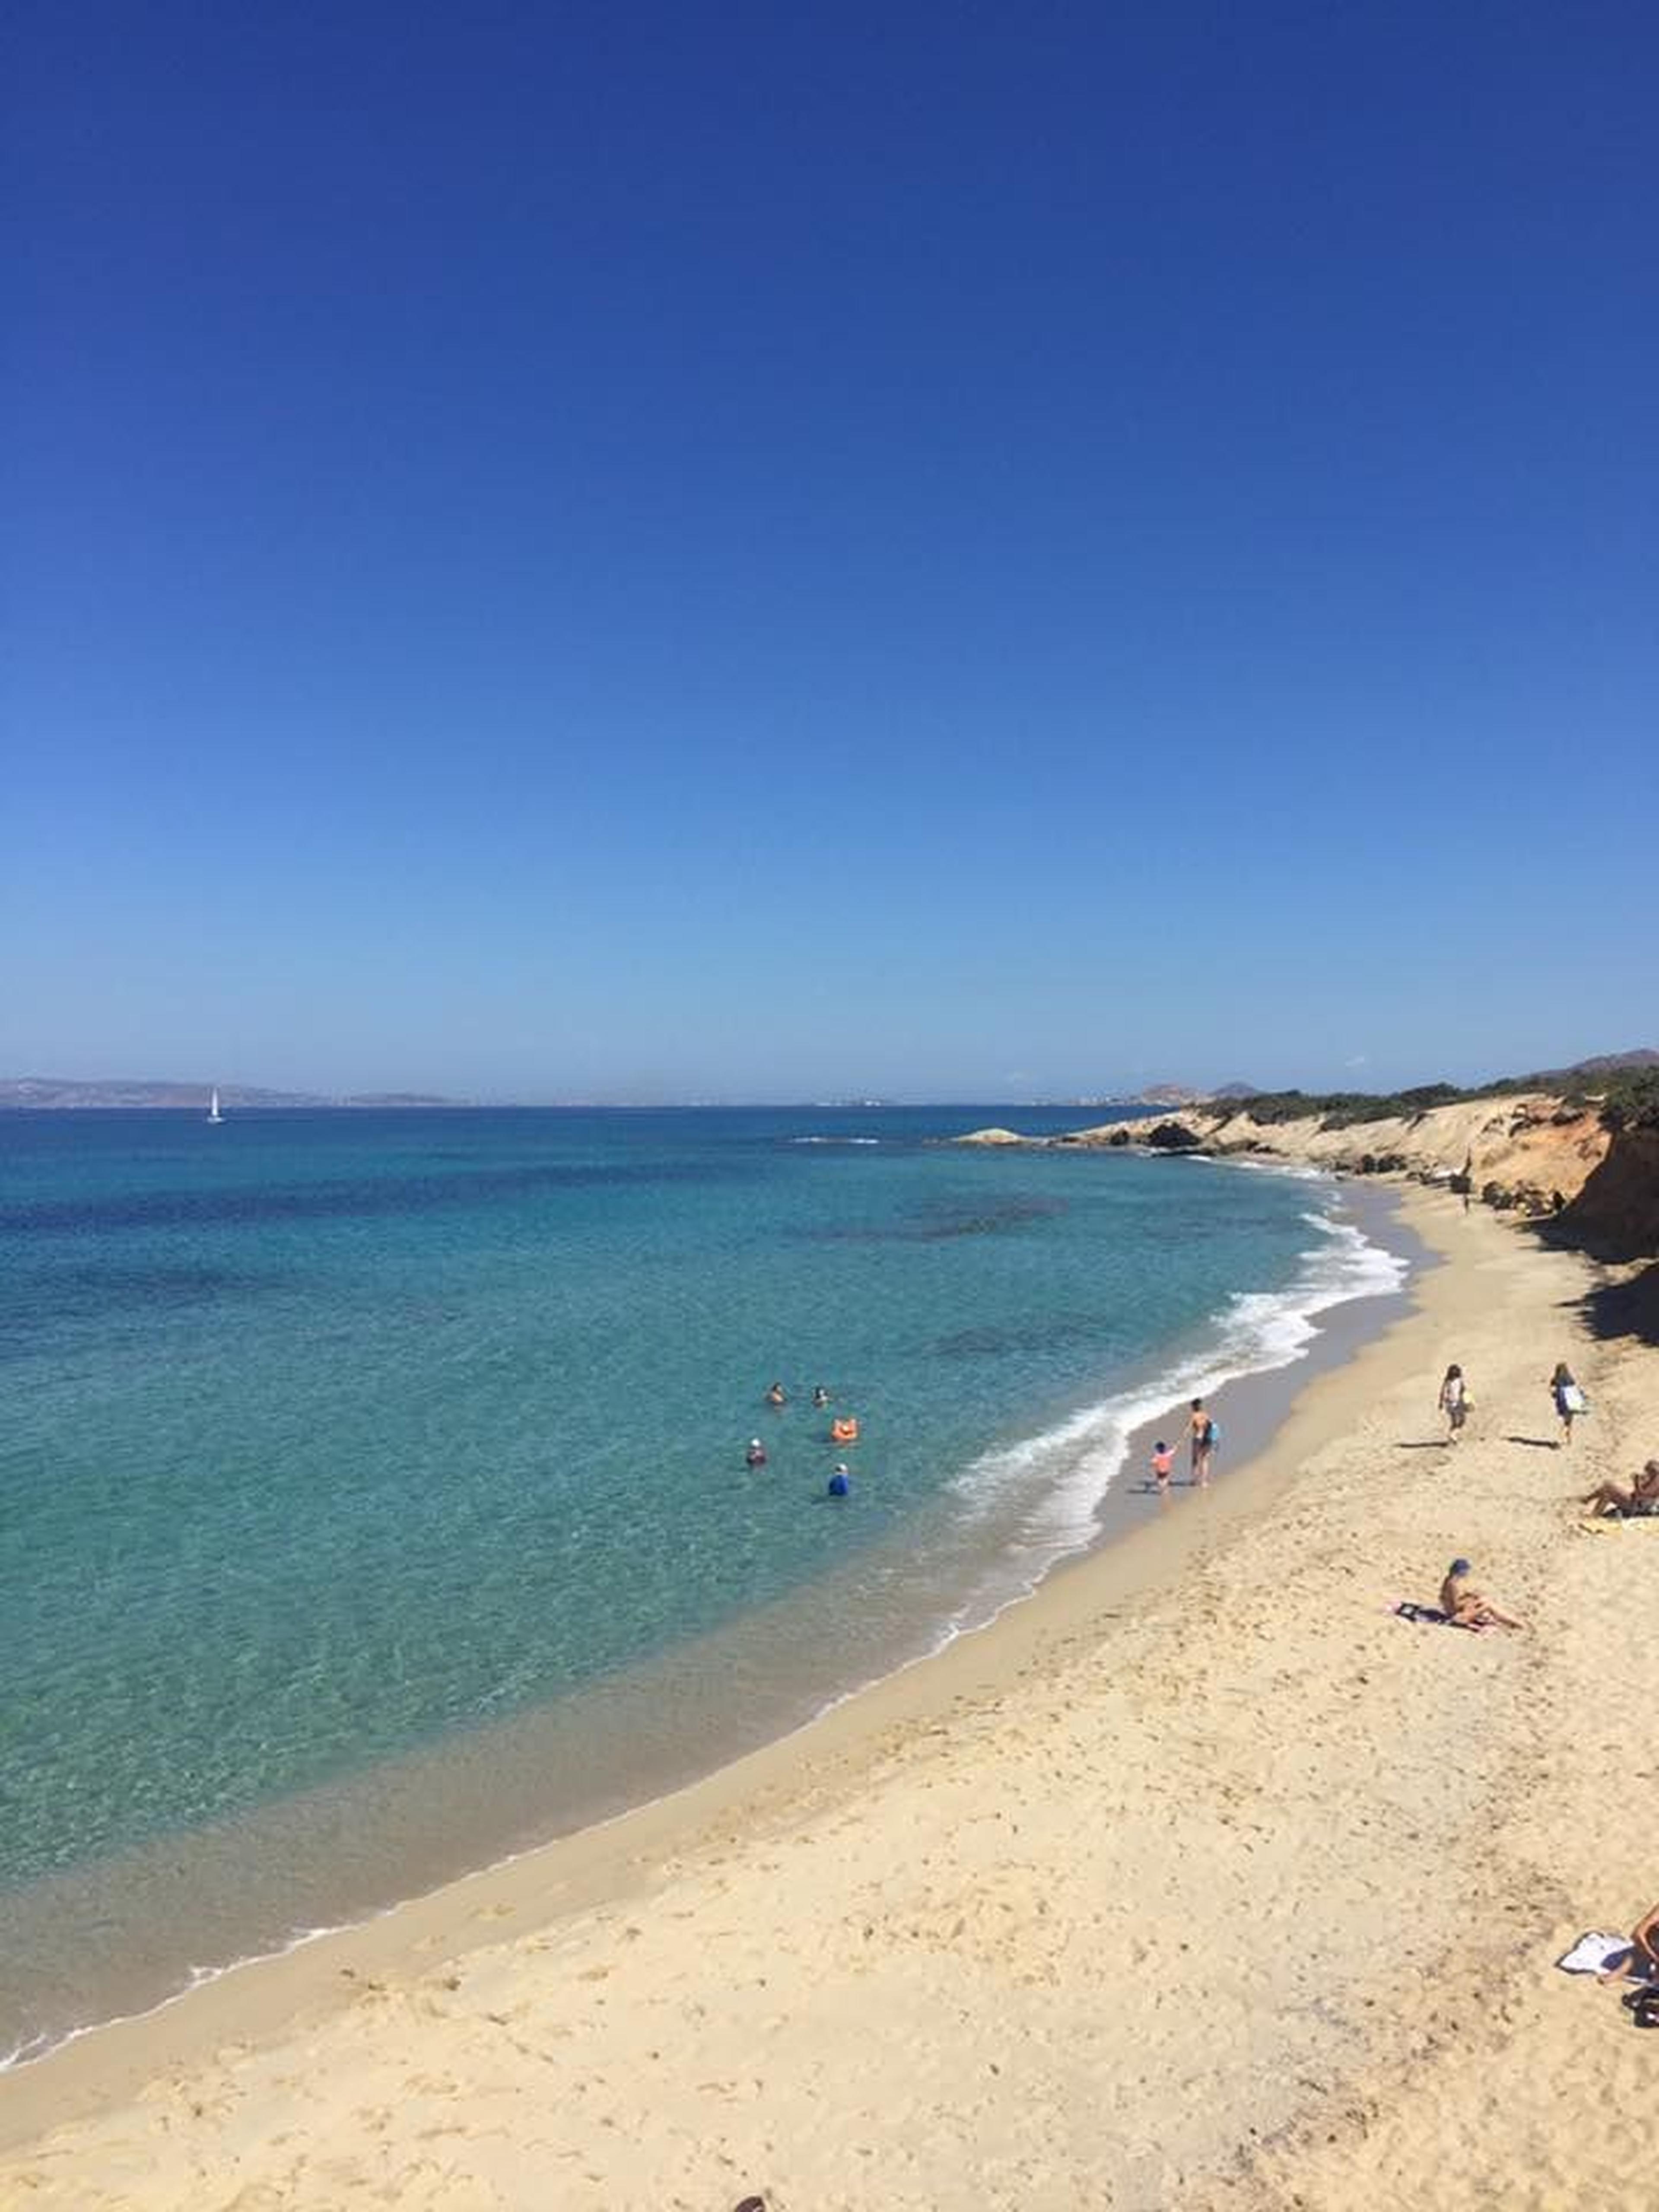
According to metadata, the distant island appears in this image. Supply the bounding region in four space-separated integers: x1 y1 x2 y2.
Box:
0 1079 456 1111
1 1078 1253 1112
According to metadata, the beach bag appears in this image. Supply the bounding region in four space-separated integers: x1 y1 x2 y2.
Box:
1562 1383 1588 1415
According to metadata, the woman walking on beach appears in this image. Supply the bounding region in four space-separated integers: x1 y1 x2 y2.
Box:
1437 1363 1469 1443
1549 1361 1581 1446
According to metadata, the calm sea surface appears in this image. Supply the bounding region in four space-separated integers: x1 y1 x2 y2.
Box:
0 1106 1406 2061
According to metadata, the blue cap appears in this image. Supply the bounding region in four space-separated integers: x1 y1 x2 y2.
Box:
1450 1557 1471 1575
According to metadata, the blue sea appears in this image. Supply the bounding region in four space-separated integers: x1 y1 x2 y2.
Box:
0 1106 1408 2064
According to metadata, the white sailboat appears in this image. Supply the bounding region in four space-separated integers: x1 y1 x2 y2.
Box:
207 1087 224 1124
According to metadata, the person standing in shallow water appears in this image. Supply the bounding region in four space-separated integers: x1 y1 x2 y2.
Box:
1188 1399 1216 1486
1437 1363 1468 1443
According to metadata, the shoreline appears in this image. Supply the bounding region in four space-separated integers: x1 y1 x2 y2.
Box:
3 1182 1652 2206
0 1161 1414 2084
0 1177 1444 2144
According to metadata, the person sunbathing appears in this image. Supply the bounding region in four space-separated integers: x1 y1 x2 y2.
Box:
1580 1458 1659 1519
1599 1901 1659 1986
1439 1557 1526 1631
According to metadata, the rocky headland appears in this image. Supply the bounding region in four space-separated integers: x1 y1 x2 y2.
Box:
957 1071 1659 1269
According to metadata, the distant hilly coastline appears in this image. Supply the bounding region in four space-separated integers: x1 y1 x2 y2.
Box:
0 1077 1266 1112
7 1055 1651 1116
0 1079 456 1111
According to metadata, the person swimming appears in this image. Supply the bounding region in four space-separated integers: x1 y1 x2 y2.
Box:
811 1385 830 1408
745 1437 768 1468
827 1463 851 1497
765 1382 788 1407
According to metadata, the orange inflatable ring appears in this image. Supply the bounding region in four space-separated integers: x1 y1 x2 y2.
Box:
830 1417 860 1444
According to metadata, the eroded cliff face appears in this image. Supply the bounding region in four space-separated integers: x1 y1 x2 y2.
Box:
1556 1127 1659 1260
1060 1094 1616 1220
955 1093 1657 1259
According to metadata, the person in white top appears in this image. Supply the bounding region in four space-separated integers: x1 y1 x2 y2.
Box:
1437 1363 1468 1443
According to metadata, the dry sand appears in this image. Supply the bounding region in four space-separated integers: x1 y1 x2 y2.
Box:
1 1190 1653 2210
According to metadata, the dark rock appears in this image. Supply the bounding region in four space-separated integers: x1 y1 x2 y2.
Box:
1146 1121 1202 1151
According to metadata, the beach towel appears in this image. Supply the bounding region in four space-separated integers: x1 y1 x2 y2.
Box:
1389 1600 1485 1630
1557 1932 1636 1977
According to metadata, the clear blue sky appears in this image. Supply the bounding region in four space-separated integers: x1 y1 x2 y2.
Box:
7 3 1656 1101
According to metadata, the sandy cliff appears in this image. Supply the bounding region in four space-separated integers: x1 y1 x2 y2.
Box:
1069 1093 1608 1211
958 1088 1659 1265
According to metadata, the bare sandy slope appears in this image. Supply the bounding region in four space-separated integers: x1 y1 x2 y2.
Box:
1065 1091 1613 1213
1 1194 1652 2211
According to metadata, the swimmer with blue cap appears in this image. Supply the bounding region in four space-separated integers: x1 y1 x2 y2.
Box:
827 1464 851 1498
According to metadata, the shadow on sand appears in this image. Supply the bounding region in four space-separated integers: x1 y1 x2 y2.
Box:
1573 1260 1659 1349
1504 1434 1560 1450
1518 1213 1659 1349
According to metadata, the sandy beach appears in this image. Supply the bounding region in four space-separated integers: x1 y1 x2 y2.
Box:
2 1186 1653 2211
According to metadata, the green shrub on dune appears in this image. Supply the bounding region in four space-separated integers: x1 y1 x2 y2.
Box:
1211 1060 1659 1136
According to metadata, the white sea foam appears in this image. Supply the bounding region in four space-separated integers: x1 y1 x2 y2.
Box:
943 1191 1408 1577
790 1135 881 1145
1225 1154 1329 1181
0 1169 1410 2079
0 1913 385 2077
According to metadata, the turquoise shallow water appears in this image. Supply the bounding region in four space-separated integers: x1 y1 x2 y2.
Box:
0 1106 1405 2061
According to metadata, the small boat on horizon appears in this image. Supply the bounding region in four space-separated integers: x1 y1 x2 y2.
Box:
207 1087 224 1124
